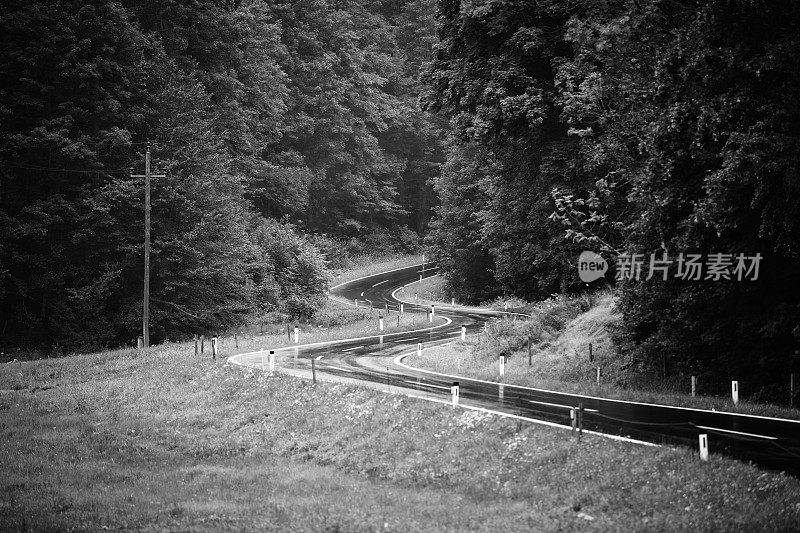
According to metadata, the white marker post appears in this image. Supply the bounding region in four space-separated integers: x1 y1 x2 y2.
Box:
596 366 601 384
430 305 435 321
379 316 384 331
211 336 218 359
461 325 466 341
451 298 455 307
504 302 508 311
570 408 577 435
417 342 422 356
451 382 459 407
400 303 404 313
699 434 709 461
732 381 739 405
269 350 275 372
499 355 505 378
260 348 264 369
294 326 299 344
691 375 697 397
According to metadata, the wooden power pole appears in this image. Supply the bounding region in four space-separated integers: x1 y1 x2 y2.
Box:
131 142 165 348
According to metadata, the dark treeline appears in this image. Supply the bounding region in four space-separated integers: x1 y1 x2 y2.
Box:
423 0 800 396
0 0 443 350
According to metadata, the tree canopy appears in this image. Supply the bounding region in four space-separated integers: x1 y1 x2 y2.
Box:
0 0 443 350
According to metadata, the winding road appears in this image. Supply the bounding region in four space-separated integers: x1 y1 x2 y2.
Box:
231 263 800 474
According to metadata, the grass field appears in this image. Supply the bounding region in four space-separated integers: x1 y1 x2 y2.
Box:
2 341 800 531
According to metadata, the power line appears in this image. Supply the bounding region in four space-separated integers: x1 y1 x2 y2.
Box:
0 163 133 174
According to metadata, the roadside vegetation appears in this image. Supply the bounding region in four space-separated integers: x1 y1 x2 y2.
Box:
407 292 800 420
394 274 451 306
3 339 800 531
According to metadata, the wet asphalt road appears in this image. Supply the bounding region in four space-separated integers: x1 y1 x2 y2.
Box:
233 263 800 474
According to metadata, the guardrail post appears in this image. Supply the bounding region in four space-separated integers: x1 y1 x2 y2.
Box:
451 382 459 407
528 338 533 366
699 434 709 461
732 381 739 405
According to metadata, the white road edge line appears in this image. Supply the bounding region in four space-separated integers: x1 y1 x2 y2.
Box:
394 350 800 425
392 350 658 447
403 380 448 390
390 278 530 318
695 425 778 440
315 355 324 360
342 346 362 352
228 317 452 366
371 279 390 287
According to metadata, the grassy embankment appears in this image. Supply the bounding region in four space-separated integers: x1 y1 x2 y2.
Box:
394 271 451 306
3 339 800 531
404 279 800 420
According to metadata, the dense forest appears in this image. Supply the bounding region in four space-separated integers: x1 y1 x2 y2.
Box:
0 0 443 349
423 0 800 395
2 0 799 397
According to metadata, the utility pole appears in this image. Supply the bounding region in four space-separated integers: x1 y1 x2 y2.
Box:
131 142 165 348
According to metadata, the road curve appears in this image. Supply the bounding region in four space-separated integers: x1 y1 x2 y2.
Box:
231 263 800 474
